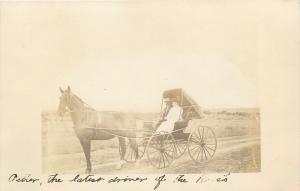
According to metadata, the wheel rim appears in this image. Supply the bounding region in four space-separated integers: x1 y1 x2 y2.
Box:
147 132 175 169
188 126 217 163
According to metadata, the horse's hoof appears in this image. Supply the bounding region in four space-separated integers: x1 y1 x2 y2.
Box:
85 169 92 174
115 163 123 170
115 160 126 170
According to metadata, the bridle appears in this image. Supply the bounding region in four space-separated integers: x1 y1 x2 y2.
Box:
59 93 98 126
61 92 96 114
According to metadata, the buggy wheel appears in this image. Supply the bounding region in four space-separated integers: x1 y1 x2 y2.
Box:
188 126 217 164
119 138 145 163
146 132 175 169
174 139 187 158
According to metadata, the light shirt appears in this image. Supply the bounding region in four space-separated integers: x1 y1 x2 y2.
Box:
156 103 182 133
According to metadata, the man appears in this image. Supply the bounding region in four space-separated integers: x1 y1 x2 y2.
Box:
156 98 183 133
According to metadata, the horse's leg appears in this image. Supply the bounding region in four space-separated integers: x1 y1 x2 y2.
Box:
129 138 139 160
79 138 92 173
118 137 126 160
114 137 126 170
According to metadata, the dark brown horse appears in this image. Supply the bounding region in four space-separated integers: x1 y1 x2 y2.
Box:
57 86 138 173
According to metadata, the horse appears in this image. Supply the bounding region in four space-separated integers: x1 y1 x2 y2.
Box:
56 86 139 173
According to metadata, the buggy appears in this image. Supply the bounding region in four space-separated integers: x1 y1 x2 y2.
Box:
121 88 217 168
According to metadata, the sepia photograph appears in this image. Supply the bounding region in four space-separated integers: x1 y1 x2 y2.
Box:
42 86 260 174
35 2 262 175
0 1 299 191
41 55 261 174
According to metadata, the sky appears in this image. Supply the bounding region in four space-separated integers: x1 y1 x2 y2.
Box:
1 2 261 112
59 56 258 112
54 2 259 111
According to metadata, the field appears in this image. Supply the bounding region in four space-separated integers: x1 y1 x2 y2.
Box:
42 108 260 174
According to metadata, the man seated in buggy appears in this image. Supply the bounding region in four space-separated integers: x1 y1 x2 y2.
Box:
155 97 183 133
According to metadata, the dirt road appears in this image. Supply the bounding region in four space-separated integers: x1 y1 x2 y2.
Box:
62 135 260 174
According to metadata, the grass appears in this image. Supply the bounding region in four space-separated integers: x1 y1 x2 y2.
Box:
42 108 260 173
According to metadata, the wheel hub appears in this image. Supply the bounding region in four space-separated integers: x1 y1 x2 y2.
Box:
200 142 206 147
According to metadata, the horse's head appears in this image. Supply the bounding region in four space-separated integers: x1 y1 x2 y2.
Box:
57 86 72 117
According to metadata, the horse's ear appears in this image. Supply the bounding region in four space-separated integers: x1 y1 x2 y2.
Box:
67 86 71 93
59 87 64 94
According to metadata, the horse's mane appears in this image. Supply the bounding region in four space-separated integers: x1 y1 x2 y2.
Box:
70 93 136 130
71 93 96 111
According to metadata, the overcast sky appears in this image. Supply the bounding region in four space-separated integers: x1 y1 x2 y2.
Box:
59 56 258 111
56 3 259 111
1 2 260 112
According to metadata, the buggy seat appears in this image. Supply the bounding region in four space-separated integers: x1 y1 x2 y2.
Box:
174 120 189 133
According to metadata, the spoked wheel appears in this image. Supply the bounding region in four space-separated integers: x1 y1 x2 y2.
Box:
119 138 145 163
173 139 188 158
146 132 175 169
188 126 217 164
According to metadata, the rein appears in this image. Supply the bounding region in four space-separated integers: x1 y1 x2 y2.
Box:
59 93 97 122
59 93 191 139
